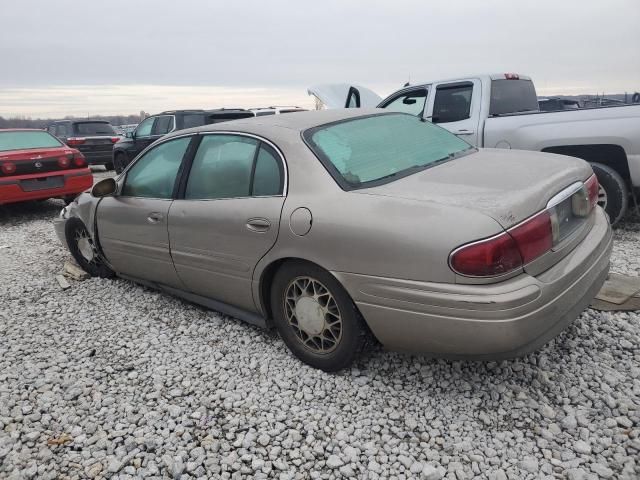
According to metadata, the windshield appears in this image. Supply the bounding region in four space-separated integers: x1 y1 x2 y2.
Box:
73 122 115 135
490 79 539 116
304 113 473 190
0 131 63 152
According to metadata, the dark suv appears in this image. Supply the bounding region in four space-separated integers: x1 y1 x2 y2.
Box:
48 120 121 169
112 109 254 173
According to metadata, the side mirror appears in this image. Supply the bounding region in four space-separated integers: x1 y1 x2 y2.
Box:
126 131 134 139
402 98 417 105
91 178 117 198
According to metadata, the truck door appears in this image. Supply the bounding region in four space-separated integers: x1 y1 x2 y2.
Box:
424 79 481 147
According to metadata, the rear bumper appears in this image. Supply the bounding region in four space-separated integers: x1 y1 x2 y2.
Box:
79 151 113 165
333 207 612 359
0 170 93 205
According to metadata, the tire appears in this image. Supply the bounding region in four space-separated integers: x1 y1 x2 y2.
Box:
590 162 628 225
65 218 115 278
270 261 367 371
114 152 127 174
105 161 115 171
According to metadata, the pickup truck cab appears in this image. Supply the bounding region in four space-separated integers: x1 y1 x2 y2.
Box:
309 74 640 224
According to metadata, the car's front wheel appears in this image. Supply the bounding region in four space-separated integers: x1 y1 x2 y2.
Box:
113 152 128 174
270 261 367 371
65 218 114 278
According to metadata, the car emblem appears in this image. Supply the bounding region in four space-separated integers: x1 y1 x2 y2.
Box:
34 161 43 168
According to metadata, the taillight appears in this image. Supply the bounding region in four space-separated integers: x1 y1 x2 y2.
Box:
66 137 86 146
58 156 71 168
110 137 120 144
585 174 599 209
73 152 86 167
1 162 16 175
509 211 553 264
450 211 553 277
450 232 523 277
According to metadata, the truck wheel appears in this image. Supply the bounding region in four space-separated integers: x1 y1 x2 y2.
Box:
114 152 127 174
590 162 628 225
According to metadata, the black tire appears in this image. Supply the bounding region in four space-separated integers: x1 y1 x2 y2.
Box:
114 152 127 174
105 161 115 171
65 218 115 278
270 261 367 371
590 162 628 225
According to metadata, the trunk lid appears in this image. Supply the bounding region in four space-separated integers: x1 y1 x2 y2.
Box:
355 148 593 229
0 146 79 176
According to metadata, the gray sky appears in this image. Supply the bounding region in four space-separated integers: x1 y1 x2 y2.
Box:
1 0 639 117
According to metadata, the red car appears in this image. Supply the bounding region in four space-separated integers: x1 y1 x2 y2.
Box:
0 129 93 205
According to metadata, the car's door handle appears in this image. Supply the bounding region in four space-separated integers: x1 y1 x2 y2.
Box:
147 212 164 223
453 129 475 136
246 218 271 233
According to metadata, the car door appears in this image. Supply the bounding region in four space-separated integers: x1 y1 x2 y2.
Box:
96 135 194 288
169 133 286 312
424 79 481 146
307 84 382 109
128 115 157 158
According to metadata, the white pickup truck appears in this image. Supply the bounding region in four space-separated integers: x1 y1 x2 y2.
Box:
309 74 640 224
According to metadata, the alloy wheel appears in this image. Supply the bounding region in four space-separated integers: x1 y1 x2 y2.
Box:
284 276 343 354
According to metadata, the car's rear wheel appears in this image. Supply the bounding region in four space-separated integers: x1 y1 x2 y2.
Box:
105 161 114 171
590 162 628 225
65 218 114 278
114 152 127 174
270 261 367 371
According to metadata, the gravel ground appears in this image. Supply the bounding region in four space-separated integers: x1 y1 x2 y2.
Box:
0 192 638 480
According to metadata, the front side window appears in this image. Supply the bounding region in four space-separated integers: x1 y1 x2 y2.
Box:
381 89 428 116
121 136 191 198
432 83 473 123
304 113 473 190
152 116 174 136
185 135 283 200
135 116 155 138
0 131 63 152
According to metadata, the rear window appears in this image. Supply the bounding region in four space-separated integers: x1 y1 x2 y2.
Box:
0 131 63 152
489 79 539 116
73 122 115 135
304 113 473 190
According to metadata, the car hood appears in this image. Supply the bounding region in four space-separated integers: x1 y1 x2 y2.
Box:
355 148 593 228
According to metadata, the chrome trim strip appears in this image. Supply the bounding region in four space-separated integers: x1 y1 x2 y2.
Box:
546 181 583 208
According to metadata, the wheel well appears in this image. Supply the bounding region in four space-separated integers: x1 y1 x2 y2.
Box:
541 144 630 180
259 257 313 325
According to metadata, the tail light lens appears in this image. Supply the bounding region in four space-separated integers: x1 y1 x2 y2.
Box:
509 211 553 264
450 177 598 278
110 137 120 144
73 152 86 167
66 137 86 146
1 162 16 175
450 233 523 277
58 156 71 168
585 174 599 209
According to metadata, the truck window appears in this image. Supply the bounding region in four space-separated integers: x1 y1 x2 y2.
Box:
182 114 205 129
380 89 428 116
490 79 539 116
432 82 473 123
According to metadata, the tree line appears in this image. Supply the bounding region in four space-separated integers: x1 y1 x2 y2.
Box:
0 113 145 129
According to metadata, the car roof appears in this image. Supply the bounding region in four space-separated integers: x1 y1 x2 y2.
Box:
169 108 387 139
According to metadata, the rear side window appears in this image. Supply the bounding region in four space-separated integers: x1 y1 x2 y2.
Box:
432 83 473 123
182 114 205 129
380 89 428 116
73 122 115 135
186 135 258 199
490 79 539 116
185 135 283 199
0 131 63 151
121 137 191 198
152 116 174 135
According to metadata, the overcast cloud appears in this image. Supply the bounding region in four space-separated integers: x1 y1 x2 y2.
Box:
1 0 638 117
